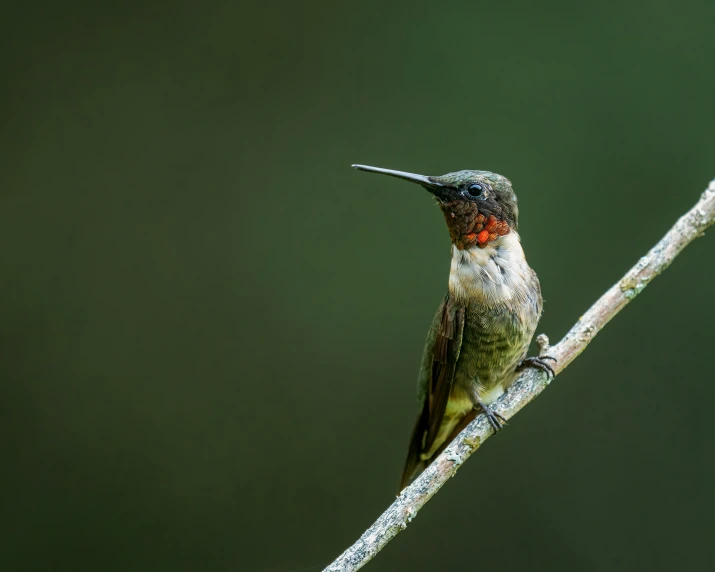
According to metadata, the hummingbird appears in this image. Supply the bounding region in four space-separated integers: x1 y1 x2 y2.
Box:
352 164 555 490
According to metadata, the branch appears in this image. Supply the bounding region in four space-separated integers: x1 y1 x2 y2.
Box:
324 179 715 572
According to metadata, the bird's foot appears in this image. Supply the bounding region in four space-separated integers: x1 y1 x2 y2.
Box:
518 355 557 380
474 402 508 433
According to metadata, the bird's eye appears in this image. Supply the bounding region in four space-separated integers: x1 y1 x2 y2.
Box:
466 183 484 198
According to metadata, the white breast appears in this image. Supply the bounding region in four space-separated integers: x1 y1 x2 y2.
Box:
448 232 533 306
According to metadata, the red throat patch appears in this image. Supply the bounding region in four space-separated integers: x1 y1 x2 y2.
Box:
440 201 510 250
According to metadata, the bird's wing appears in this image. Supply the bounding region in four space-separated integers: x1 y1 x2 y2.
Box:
400 295 465 490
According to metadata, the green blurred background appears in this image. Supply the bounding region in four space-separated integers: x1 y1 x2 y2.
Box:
2 1 714 571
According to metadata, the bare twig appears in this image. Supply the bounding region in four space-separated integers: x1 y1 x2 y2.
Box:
324 180 715 572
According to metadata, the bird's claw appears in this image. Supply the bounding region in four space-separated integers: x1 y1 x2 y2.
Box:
476 404 508 433
518 355 557 380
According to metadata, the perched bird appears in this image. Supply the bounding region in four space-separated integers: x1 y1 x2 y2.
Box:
352 164 554 490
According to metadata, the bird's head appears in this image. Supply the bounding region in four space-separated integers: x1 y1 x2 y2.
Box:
352 165 519 250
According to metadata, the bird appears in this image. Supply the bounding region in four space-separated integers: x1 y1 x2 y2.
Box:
352 164 554 491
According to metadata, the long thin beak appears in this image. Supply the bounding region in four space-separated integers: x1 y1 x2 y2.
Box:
351 164 445 192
